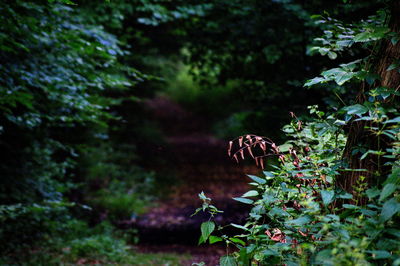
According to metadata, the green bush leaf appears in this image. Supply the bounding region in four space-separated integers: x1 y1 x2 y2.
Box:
233 197 254 204
380 198 400 222
321 190 335 206
201 221 215 242
231 223 250 231
343 204 359 209
304 77 326 87
367 250 392 259
247 175 266 185
343 104 368 116
285 215 312 226
353 31 372 42
229 237 246 245
209 235 223 244
242 190 259 197
366 187 380 199
379 183 397 202
220 255 237 266
316 249 333 262
263 171 275 179
384 117 400 124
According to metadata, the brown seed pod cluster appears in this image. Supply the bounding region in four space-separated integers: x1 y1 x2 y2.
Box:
228 134 282 169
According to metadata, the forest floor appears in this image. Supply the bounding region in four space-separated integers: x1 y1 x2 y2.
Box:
133 96 259 265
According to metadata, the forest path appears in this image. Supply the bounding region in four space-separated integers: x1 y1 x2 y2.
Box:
134 96 259 265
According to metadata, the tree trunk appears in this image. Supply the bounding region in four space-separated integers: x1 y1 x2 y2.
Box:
336 1 400 198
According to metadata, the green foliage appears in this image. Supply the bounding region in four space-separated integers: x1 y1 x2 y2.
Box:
196 2 400 265
0 0 155 259
0 219 188 265
200 110 399 264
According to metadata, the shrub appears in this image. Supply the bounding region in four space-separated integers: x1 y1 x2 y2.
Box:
195 3 400 265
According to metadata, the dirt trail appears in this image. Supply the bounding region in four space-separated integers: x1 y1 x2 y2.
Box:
135 96 259 265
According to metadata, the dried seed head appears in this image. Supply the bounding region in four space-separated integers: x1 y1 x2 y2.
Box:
240 149 244 160
297 121 302 130
261 141 266 151
239 136 243 147
260 157 264 169
233 154 239 163
247 146 254 159
246 134 253 144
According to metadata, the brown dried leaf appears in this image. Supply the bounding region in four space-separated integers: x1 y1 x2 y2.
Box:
299 229 308 237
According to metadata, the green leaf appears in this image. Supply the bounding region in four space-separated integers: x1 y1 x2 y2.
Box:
278 143 293 152
336 192 353 199
304 77 325 87
231 223 249 231
384 117 400 124
220 255 237 266
285 215 312 226
387 63 399 71
367 250 392 259
379 183 397 202
198 234 205 245
201 221 215 242
242 190 259 197
247 175 266 185
229 237 246 245
335 72 355 85
316 249 333 262
366 187 380 199
391 36 399 45
209 235 223 244
328 51 337 60
384 168 400 185
380 198 400 222
343 204 359 209
353 31 372 42
321 190 335 206
233 197 254 204
263 249 280 257
269 207 290 217
263 171 275 179
343 104 368 117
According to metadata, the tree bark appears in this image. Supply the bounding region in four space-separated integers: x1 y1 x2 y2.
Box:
336 1 400 197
